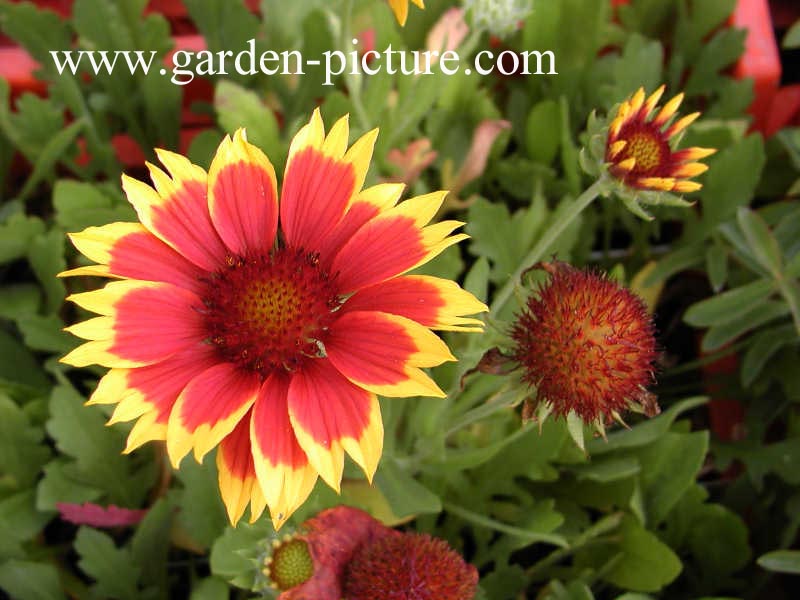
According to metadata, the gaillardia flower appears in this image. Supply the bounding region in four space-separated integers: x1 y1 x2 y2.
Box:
510 262 657 427
388 0 424 26
60 110 486 529
261 506 477 600
344 532 479 600
581 85 716 219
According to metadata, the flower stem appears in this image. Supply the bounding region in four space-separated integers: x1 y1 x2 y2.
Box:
490 178 606 316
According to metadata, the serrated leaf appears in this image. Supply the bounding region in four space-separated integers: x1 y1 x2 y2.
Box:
46 385 152 506
0 395 51 491
75 527 141 600
0 213 45 264
18 314 76 354
209 519 272 590
36 460 103 512
214 80 282 162
28 229 66 314
0 559 65 600
0 491 52 560
53 180 133 231
375 458 442 518
0 330 50 391
684 28 745 97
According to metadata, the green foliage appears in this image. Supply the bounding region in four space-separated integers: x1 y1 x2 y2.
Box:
0 0 797 598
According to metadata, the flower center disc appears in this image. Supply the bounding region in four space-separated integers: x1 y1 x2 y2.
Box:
620 125 667 175
202 248 340 376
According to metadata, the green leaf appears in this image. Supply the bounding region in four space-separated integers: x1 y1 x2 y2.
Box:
609 34 663 101
478 565 527 600
525 99 561 164
2 93 64 162
36 459 103 512
705 244 728 292
17 314 77 354
16 119 85 202
0 284 41 321
566 411 586 452
571 457 640 483
0 213 45 264
375 458 442 518
210 520 272 589
75 527 141 600
683 28 745 97
602 516 682 592
214 80 282 163
189 577 231 600
757 550 800 574
637 430 708 524
53 181 133 231
130 498 172 592
172 458 227 549
701 300 789 352
183 0 259 58
466 197 548 284
0 330 50 390
740 324 798 386
783 20 800 49
737 207 783 276
700 135 765 229
0 560 66 600
643 242 705 287
28 228 66 314
587 397 707 455
683 279 775 327
687 504 750 578
0 395 51 491
0 491 52 560
46 385 153 506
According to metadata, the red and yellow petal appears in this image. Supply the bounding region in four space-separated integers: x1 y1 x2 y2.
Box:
62 280 205 368
217 413 267 525
122 151 227 272
331 191 467 292
250 373 318 530
651 92 684 128
280 110 378 250
326 310 454 398
63 222 203 291
315 183 404 267
208 129 279 256
343 275 487 332
86 344 218 451
166 362 260 467
287 359 383 493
